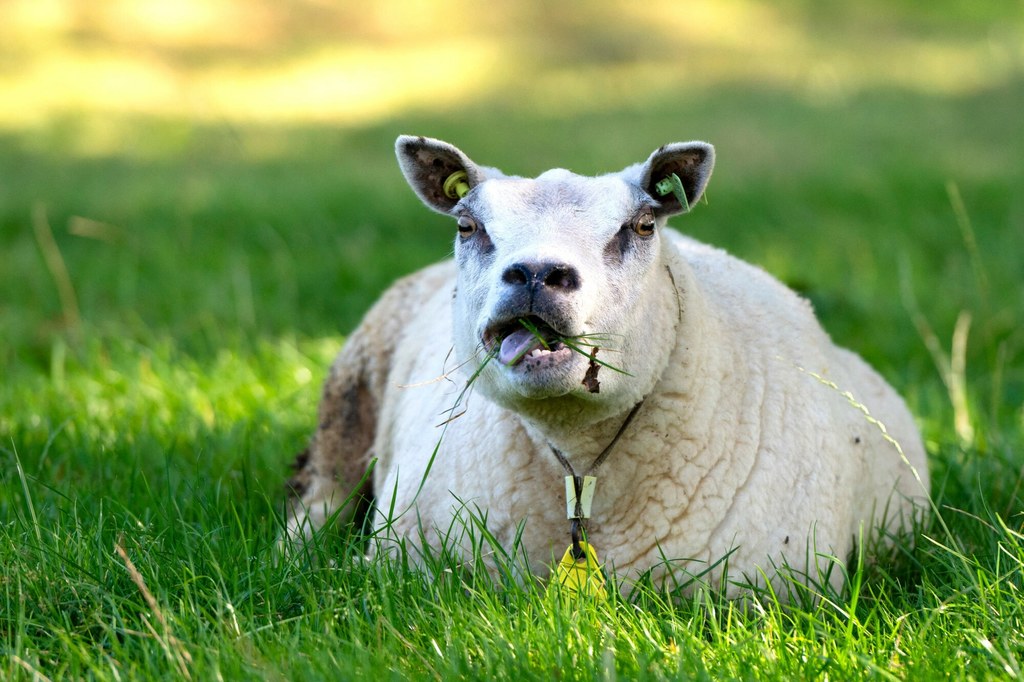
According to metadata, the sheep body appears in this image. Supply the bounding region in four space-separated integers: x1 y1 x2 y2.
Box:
285 137 929 597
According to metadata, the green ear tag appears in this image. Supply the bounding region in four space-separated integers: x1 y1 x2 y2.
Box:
654 172 690 212
443 170 470 199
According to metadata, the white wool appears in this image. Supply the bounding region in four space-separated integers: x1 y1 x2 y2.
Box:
284 137 930 598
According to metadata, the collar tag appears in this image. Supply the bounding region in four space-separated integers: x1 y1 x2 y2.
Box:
564 475 597 519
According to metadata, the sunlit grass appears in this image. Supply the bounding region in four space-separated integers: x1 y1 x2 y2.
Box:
1 335 337 492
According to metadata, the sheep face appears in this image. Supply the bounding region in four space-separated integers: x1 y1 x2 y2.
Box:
454 174 662 403
396 136 714 418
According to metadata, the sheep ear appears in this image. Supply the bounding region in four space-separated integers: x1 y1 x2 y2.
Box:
638 142 715 217
395 135 489 214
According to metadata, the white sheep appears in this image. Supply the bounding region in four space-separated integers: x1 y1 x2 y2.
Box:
284 135 930 599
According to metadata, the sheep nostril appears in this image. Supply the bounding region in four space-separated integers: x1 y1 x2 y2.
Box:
501 264 531 286
544 265 580 292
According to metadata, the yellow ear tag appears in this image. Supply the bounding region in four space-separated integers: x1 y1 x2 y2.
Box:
553 541 607 599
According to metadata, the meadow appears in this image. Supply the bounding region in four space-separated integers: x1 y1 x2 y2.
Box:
2 1 1023 678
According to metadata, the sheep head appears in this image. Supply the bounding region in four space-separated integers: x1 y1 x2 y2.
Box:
396 135 715 423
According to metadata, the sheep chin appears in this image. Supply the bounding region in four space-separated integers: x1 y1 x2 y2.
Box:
488 348 586 400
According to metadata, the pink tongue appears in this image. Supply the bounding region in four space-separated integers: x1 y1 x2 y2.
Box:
498 328 543 365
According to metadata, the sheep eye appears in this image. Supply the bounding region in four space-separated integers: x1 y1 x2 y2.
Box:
457 215 478 238
632 210 655 237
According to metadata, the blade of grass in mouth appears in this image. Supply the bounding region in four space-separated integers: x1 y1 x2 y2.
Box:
517 318 632 375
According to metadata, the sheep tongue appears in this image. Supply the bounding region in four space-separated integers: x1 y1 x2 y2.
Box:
498 329 542 365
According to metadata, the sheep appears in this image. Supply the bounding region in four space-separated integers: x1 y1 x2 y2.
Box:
283 135 930 599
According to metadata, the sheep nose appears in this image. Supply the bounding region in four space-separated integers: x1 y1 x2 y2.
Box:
502 261 581 292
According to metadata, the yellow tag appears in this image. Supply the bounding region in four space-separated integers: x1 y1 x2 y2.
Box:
552 541 607 599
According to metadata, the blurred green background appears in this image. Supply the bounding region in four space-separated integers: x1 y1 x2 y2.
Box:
1 0 1022 466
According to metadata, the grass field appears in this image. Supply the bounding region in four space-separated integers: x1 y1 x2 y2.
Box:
2 1 1024 679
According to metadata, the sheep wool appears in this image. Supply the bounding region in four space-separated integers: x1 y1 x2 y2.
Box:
284 135 930 599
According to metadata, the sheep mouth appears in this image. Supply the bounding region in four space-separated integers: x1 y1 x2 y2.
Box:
485 316 574 367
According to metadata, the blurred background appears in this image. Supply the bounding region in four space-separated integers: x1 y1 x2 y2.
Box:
1 0 1022 459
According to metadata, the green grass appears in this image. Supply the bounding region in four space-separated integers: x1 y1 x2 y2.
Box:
3 4 1024 678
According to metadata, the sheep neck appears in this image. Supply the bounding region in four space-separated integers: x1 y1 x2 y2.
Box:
546 397 645 480
547 397 645 560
